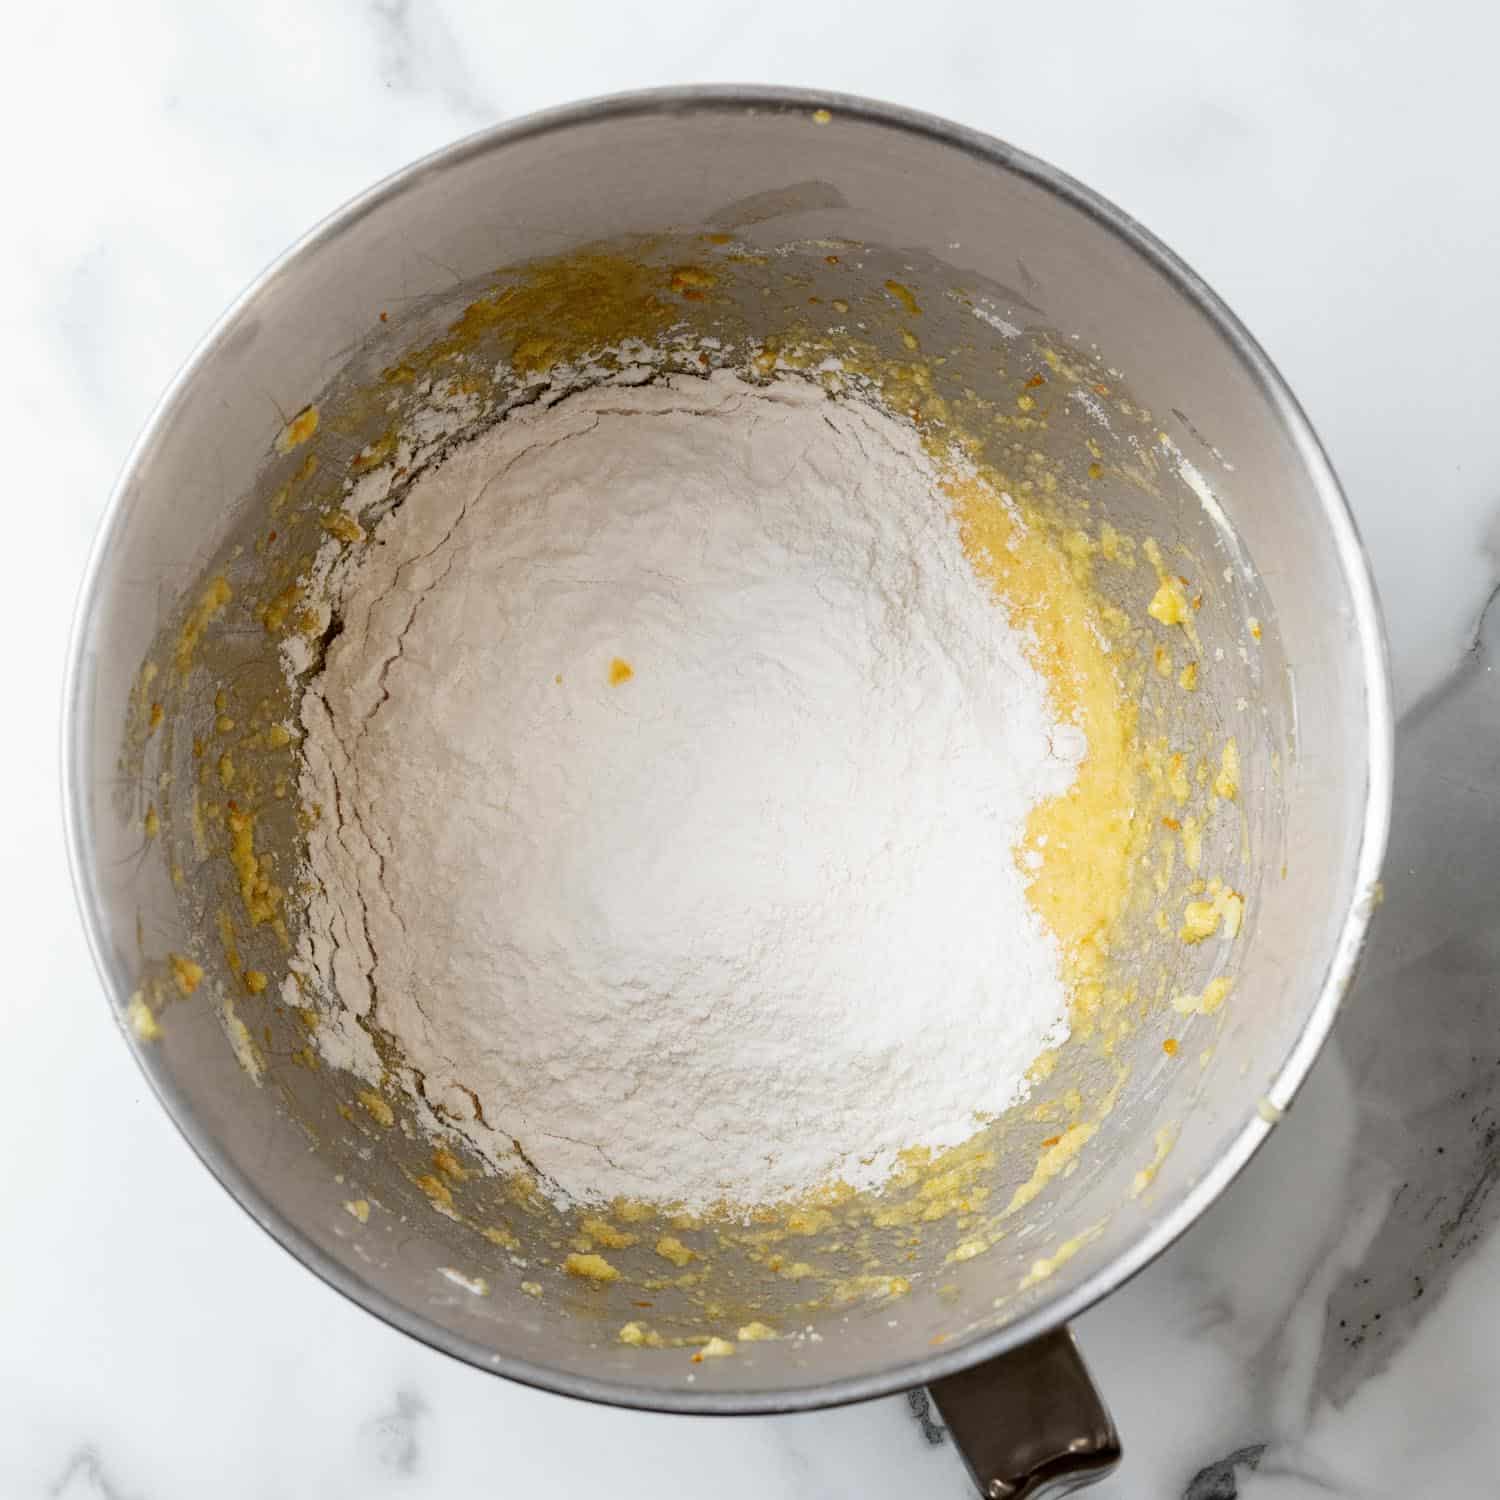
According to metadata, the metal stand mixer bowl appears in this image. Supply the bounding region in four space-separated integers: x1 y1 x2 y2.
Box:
63 88 1391 1497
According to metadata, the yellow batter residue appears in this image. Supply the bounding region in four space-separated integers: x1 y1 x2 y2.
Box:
655 1235 697 1268
691 1336 736 1361
275 404 320 453
1214 738 1241 801
943 473 1143 1037
619 1320 664 1347
1143 537 1201 650
221 996 263 1083
1180 880 1244 944
173 576 232 675
1172 976 1232 1016
393 252 696 383
125 992 162 1041
1130 1127 1178 1198
581 1216 638 1250
169 952 204 995
1005 1121 1097 1216
883 279 922 317
1019 1221 1106 1290
357 1089 395 1127
564 1252 620 1283
414 1173 454 1211
226 807 282 928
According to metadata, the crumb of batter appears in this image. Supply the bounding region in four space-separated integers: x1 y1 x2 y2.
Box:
565 1252 620 1282
1214 738 1240 800
276 404 320 453
655 1236 697 1268
126 993 161 1040
619 1320 664 1347
692 1336 735 1361
169 953 204 994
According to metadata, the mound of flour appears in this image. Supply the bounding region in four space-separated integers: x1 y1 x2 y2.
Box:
295 370 1082 1211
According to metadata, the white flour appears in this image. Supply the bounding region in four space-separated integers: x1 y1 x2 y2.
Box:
294 370 1083 1212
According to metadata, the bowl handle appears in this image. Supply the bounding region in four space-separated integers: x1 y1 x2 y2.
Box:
927 1326 1121 1497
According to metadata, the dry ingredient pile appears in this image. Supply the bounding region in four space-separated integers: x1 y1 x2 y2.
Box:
293 369 1088 1214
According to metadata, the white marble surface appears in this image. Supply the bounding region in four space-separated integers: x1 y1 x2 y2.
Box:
7 2 1500 1496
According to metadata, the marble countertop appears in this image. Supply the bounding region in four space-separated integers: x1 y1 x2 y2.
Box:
9 3 1500 1496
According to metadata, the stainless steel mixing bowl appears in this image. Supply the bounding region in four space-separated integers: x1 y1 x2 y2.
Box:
63 88 1391 1496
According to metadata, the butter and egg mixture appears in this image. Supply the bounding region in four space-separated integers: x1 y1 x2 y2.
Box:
128 241 1252 1359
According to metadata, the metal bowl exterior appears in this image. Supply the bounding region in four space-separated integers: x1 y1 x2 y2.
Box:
62 86 1392 1413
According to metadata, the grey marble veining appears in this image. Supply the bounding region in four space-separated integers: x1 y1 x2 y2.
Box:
1097 585 1500 1497
7 2 1500 1497
49 1449 145 1500
368 0 499 124
1316 585 1500 1406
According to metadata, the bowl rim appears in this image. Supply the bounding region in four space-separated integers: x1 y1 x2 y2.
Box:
61 83 1394 1416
